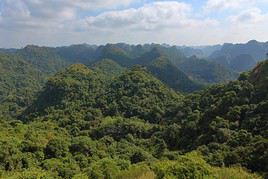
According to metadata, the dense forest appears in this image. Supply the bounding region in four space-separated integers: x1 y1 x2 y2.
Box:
0 43 267 178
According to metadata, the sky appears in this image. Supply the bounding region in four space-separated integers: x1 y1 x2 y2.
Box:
1 0 268 48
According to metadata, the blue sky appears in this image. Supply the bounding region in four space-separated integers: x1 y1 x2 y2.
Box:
0 0 268 48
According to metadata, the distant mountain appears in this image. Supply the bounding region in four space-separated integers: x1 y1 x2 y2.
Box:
132 48 202 92
113 43 150 58
95 44 133 67
0 48 17 53
177 47 204 58
178 56 238 84
134 47 162 66
230 54 256 72
1 43 252 95
147 56 203 92
210 40 268 72
18 45 69 74
153 46 185 66
177 45 221 58
90 59 126 78
55 44 97 64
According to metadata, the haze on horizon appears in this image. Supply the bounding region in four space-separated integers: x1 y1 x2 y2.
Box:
1 0 268 48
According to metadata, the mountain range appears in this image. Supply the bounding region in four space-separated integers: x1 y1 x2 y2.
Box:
0 41 268 178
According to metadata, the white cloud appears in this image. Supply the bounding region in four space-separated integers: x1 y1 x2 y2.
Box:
62 0 135 10
0 0 268 48
85 1 218 31
230 8 267 24
0 0 135 29
204 0 251 11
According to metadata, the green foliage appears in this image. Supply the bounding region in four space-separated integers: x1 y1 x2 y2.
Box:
101 67 182 122
169 61 268 175
45 138 70 159
152 152 213 178
117 164 156 179
24 65 181 123
18 45 68 75
0 49 268 178
213 167 262 179
249 60 268 99
0 53 46 117
86 158 129 179
91 59 126 78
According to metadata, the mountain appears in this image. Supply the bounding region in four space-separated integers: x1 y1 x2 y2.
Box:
147 56 203 92
90 59 126 78
153 46 186 66
18 45 69 74
230 54 256 72
1 57 268 178
112 43 151 58
178 56 238 84
55 44 97 64
249 60 268 97
95 44 133 67
24 65 181 123
177 46 204 58
2 43 242 93
101 66 182 122
169 59 268 174
210 40 268 72
91 47 202 92
0 53 46 117
0 48 17 53
132 48 202 92
177 45 222 58
24 64 106 117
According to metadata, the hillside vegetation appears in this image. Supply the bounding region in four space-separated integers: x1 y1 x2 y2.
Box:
0 45 267 178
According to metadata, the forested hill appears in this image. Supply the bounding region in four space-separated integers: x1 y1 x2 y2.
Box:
18 45 69 75
0 53 46 118
23 64 182 123
168 60 268 174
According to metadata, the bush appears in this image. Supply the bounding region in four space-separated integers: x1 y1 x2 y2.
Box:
152 152 213 179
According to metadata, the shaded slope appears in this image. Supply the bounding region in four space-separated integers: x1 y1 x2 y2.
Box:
133 48 202 92
18 45 69 74
230 54 256 72
210 40 268 72
134 47 162 66
169 59 268 173
179 56 238 84
55 44 97 64
95 44 133 67
25 64 106 115
249 60 268 98
0 53 46 117
90 59 126 78
147 56 203 92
